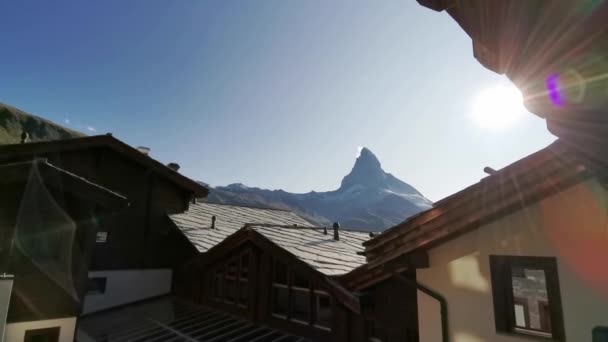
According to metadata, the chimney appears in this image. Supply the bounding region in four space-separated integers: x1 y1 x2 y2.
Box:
136 146 150 155
323 227 328 235
333 222 340 241
20 131 29 144
167 162 180 172
211 216 216 229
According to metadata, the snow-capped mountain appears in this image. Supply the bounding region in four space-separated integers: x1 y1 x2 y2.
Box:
206 148 432 231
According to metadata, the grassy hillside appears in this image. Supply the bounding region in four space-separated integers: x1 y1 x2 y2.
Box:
0 103 84 144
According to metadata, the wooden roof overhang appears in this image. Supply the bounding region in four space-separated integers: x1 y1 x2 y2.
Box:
0 159 128 209
0 135 209 198
417 0 608 172
341 141 591 290
184 225 362 314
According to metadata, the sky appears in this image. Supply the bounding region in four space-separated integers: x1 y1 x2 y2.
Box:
0 0 556 201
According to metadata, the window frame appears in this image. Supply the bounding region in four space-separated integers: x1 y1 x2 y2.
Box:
95 231 108 243
489 255 565 341
24 326 60 342
210 250 250 310
270 259 332 331
86 277 107 295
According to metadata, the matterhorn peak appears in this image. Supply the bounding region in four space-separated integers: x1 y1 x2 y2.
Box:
339 147 386 190
356 147 382 169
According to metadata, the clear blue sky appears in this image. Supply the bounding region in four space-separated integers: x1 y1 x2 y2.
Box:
0 0 555 201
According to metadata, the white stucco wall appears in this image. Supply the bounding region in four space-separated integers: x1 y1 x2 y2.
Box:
4 317 76 342
82 268 172 314
417 179 608 342
0 276 13 342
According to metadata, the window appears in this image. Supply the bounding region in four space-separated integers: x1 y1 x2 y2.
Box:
211 251 250 309
238 252 249 307
95 231 108 243
87 277 107 295
291 274 311 324
313 291 332 330
593 326 608 342
24 327 60 342
271 259 332 331
272 260 289 318
225 260 237 303
490 256 565 340
212 266 223 299
366 319 382 342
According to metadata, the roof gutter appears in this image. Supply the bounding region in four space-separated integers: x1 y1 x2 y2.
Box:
393 274 449 342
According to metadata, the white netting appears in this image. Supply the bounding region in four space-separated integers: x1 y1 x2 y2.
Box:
14 162 78 301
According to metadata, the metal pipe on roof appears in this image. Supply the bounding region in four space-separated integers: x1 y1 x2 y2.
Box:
333 222 340 241
483 166 497 175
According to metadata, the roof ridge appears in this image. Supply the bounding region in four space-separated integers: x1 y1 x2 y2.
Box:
245 223 320 229
367 139 570 241
198 201 294 212
245 223 374 235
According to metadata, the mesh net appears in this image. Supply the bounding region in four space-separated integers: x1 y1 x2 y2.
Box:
14 162 79 301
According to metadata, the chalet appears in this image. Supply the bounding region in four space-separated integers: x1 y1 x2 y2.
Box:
344 140 608 342
0 159 126 342
167 203 375 341
0 135 209 316
169 202 314 294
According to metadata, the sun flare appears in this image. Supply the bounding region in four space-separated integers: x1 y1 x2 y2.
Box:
470 83 526 129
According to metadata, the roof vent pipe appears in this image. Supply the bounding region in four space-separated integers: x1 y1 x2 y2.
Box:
137 146 151 155
167 162 180 171
483 166 497 175
211 215 216 229
333 222 340 241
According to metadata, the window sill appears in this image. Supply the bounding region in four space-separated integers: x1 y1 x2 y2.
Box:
292 319 309 326
313 324 331 332
496 330 560 342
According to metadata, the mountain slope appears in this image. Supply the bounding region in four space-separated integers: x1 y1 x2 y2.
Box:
0 103 83 144
206 148 432 231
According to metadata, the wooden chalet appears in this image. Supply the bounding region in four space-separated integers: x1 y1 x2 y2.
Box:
343 140 608 341
169 203 378 341
169 202 315 295
0 135 209 317
0 159 126 342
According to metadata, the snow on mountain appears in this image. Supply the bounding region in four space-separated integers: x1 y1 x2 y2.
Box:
205 148 432 231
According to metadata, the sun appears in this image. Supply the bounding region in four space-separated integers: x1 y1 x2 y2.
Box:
470 83 526 129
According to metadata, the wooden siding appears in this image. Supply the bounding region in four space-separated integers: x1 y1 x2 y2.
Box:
2 183 107 323
0 146 193 270
176 240 368 342
360 274 419 342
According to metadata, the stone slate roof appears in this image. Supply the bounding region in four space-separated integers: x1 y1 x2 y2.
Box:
78 296 311 342
248 224 371 276
170 202 312 253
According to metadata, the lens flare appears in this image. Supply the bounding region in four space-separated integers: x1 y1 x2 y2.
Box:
546 74 564 107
